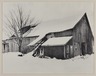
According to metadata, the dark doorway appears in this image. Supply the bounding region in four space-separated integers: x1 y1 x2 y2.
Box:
81 42 86 55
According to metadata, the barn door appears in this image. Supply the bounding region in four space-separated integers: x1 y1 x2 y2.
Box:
66 45 70 59
64 46 66 59
5 43 9 52
81 42 86 55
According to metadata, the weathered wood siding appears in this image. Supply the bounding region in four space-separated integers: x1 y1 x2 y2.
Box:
37 38 73 59
64 38 73 59
37 13 94 59
53 29 73 37
3 36 38 53
2 43 9 53
21 37 38 52
42 45 64 59
72 13 94 56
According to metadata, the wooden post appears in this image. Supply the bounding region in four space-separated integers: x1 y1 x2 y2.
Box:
64 46 65 59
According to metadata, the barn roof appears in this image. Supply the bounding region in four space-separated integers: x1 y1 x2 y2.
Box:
27 12 86 37
9 25 37 39
28 35 72 46
42 36 72 46
28 13 94 46
28 34 46 46
27 13 87 46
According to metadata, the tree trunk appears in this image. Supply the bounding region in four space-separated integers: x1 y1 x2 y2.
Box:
19 39 22 52
19 45 21 52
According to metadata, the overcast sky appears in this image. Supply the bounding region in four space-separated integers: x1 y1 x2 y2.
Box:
3 2 94 40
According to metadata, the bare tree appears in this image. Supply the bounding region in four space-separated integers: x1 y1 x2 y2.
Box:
5 6 39 52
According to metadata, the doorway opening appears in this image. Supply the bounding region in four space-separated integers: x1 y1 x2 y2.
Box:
81 42 86 55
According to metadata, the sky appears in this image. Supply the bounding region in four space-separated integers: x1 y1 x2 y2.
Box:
3 2 94 40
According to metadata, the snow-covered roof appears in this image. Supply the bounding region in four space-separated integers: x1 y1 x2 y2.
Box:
27 12 85 37
28 36 72 46
27 13 85 46
42 36 72 46
28 34 46 46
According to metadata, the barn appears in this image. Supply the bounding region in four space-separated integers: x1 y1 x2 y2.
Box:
35 37 72 59
29 13 94 59
3 13 94 59
2 36 38 53
2 25 39 53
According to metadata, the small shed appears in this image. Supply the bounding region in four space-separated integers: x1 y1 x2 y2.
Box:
36 36 73 59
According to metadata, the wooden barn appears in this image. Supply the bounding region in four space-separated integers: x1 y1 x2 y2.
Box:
2 36 38 53
2 25 39 53
3 13 94 59
30 13 94 59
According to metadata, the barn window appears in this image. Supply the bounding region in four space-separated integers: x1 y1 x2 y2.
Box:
70 45 73 57
67 45 69 53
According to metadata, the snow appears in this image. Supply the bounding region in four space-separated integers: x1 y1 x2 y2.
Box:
28 35 72 46
3 52 94 74
28 34 45 46
27 13 83 46
42 36 72 46
27 12 85 37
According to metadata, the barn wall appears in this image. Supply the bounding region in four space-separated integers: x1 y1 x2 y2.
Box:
37 38 73 59
53 29 73 37
3 36 38 53
21 37 38 53
5 39 19 52
64 38 73 59
21 37 37 49
73 14 94 56
43 45 64 59
2 43 9 53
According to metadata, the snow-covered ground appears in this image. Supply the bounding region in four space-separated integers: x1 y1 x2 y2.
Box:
3 52 94 74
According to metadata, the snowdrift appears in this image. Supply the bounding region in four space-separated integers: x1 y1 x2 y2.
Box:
3 52 94 74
